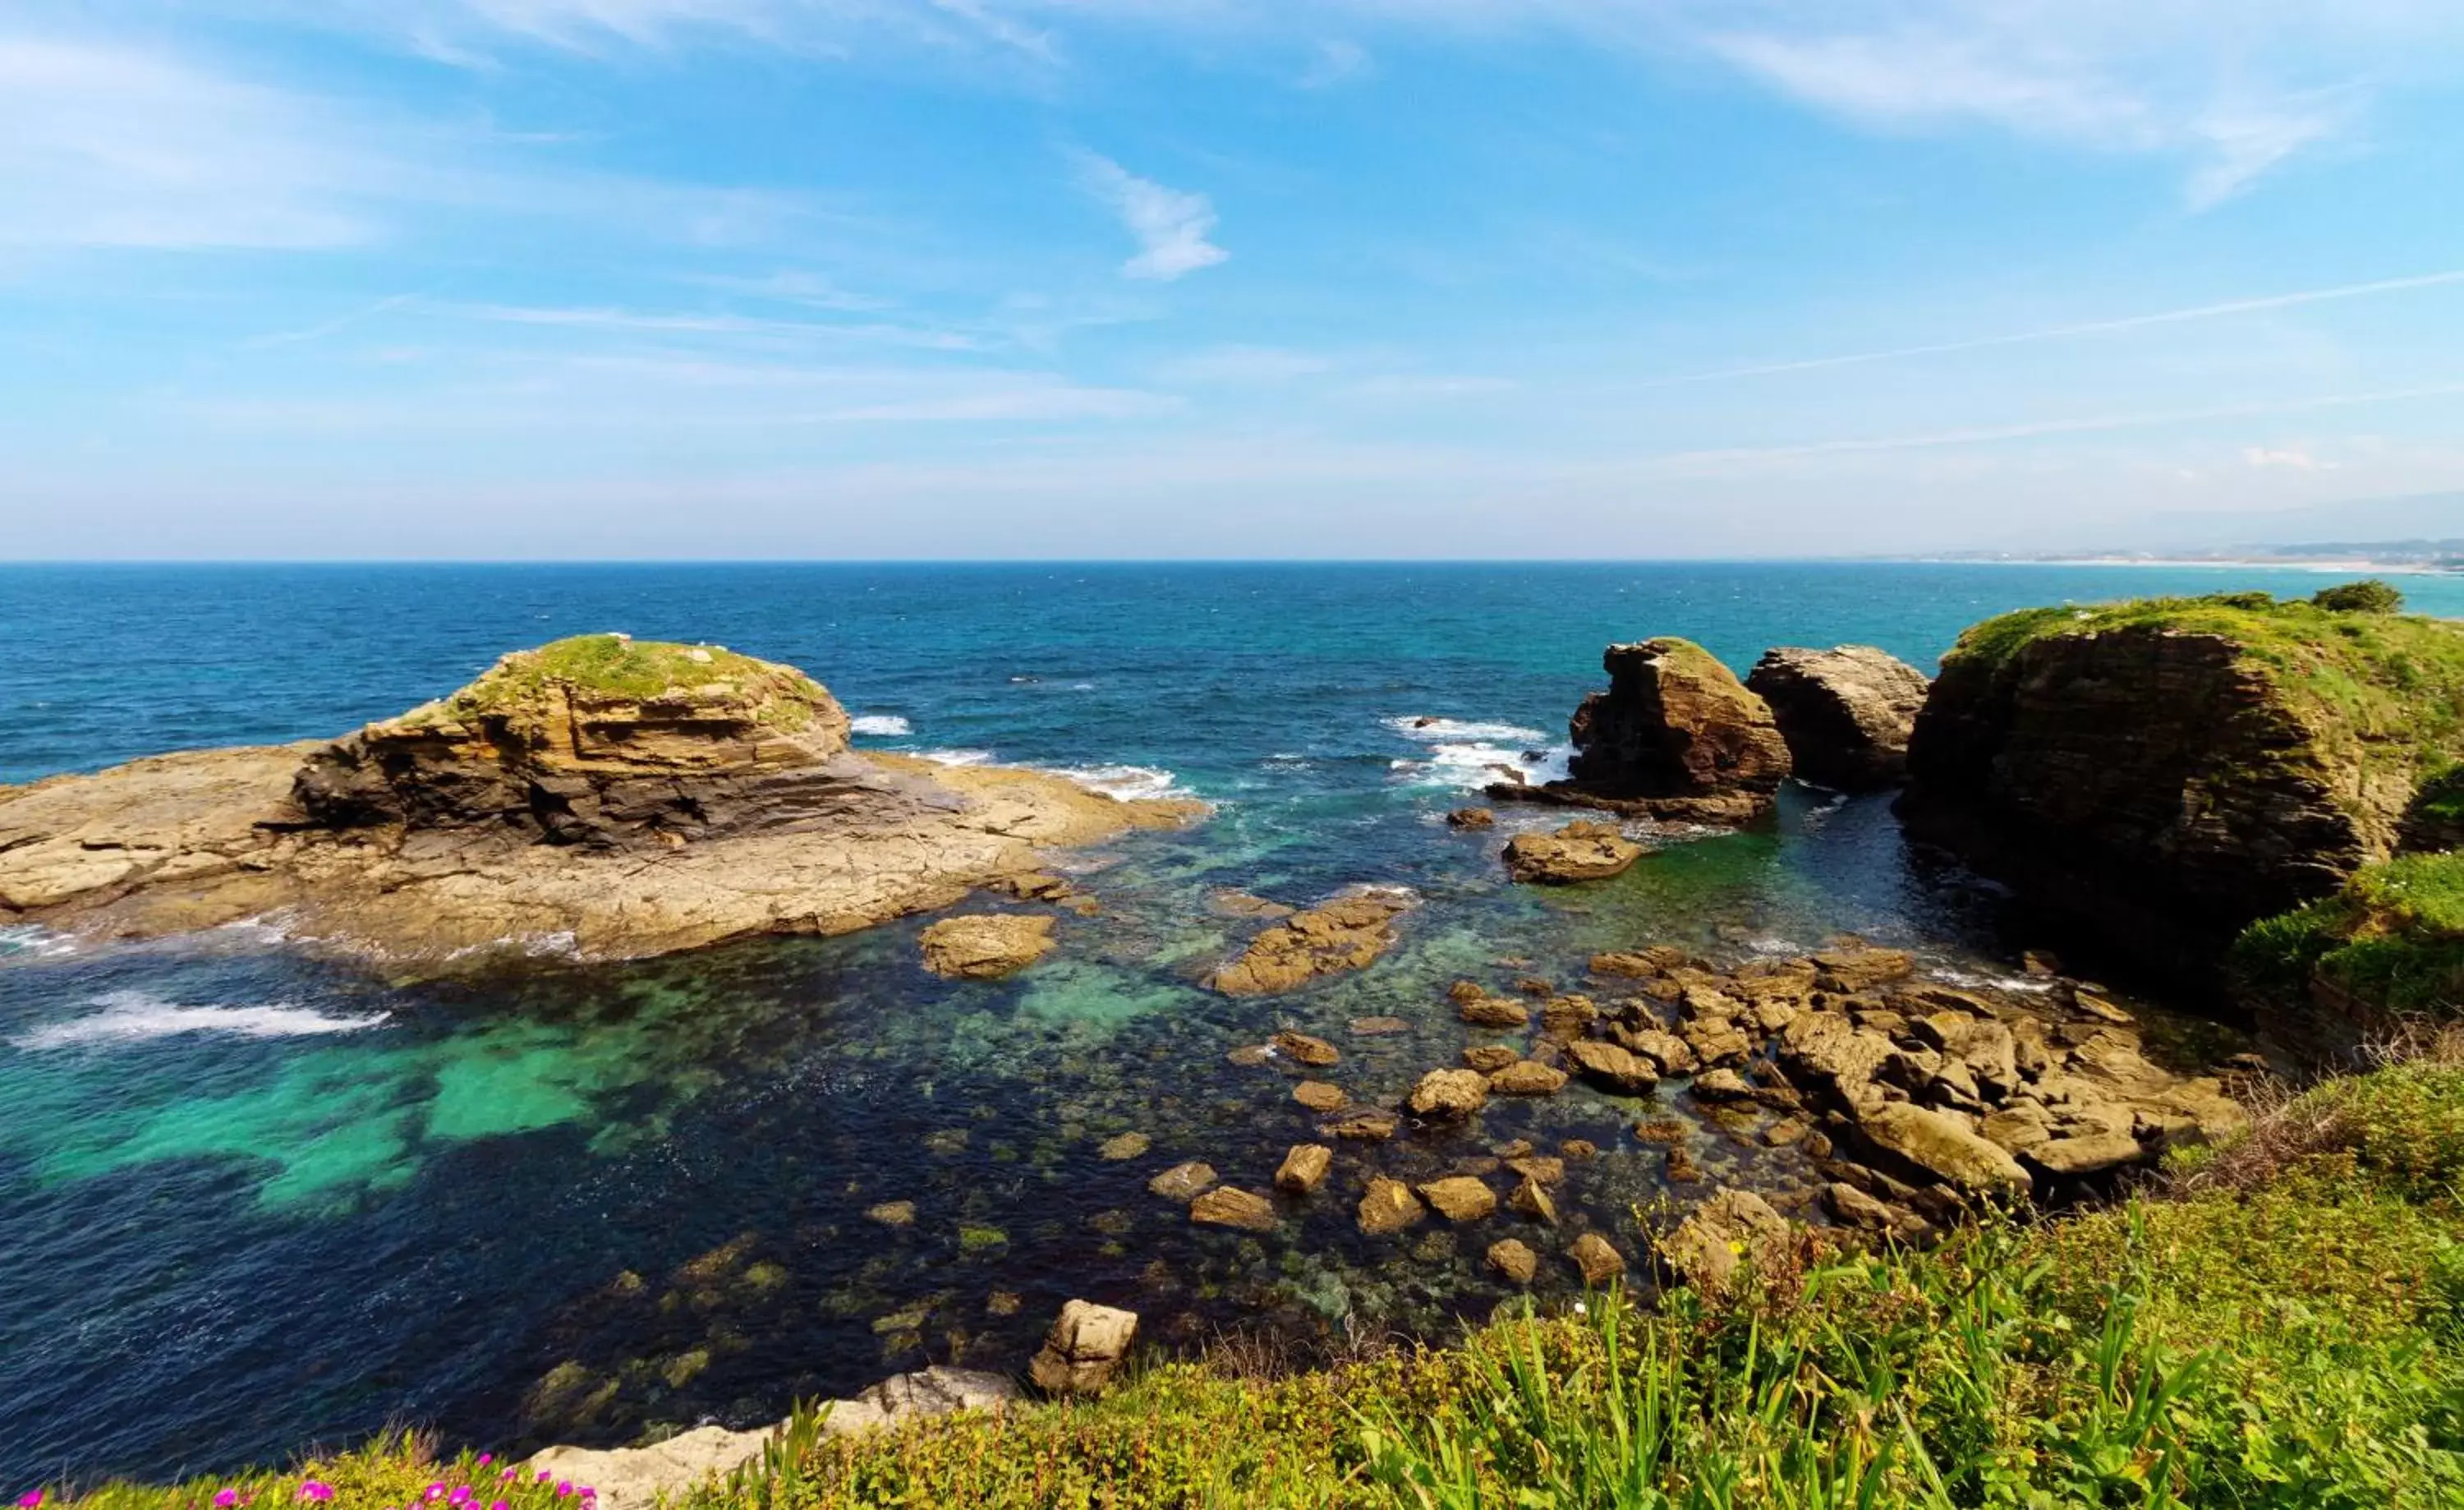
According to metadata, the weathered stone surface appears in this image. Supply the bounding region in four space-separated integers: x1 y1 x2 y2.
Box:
1569 1231 1628 1286
1591 946 1690 978
1275 1144 1333 1194
1322 1109 1400 1142
1463 1044 1524 1074
1418 1176 1499 1222
1618 1026 1698 1075
1487 1059 1570 1096
1096 1133 1151 1161
1901 605 2464 975
1689 1067 1757 1103
865 1200 917 1227
2025 1132 2146 1178
1746 646 1930 790
1458 993 1533 1028
1856 1103 2030 1197
1271 1031 1343 1067
0 637 1201 971
1563 1038 1658 1095
1293 1080 1348 1112
1825 1182 1929 1240
1358 1176 1427 1236
1492 639 1787 824
1779 1012 1895 1109
918 914 1055 978
1487 1237 1539 1284
1407 1067 1492 1119
1207 894 1412 996
1350 1015 1412 1036
1502 821 1646 884
1510 1175 1559 1224
1446 807 1496 829
1190 1186 1280 1231
1813 947 1915 992
1029 1300 1139 1396
1503 1155 1565 1185
530 1366 1018 1508
1659 1187 1790 1291
1147 1162 1217 1201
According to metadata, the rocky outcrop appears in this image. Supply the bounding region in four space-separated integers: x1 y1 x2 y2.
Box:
1658 1188 1790 1291
1490 638 1789 822
1205 891 1412 995
1901 597 2464 978
918 914 1055 978
1501 821 1646 884
1745 646 1929 790
527 1366 1018 1509
1029 1300 1139 1396
0 635 1202 970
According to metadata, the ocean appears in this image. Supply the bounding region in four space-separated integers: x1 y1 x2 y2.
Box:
5 561 2460 1482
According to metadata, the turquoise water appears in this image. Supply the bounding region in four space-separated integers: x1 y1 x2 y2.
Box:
3 562 2458 1481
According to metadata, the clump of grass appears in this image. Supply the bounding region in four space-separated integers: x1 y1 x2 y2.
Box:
2236 852 2464 1019
400 634 835 734
1941 588 2464 814
25 1431 602 1509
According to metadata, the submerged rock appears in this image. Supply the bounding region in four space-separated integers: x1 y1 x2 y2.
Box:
1207 895 1412 996
1270 1030 1344 1067
1502 821 1646 884
1446 807 1496 829
1568 1231 1627 1286
1745 646 1930 790
918 914 1056 978
1487 1237 1539 1285
1563 1038 1658 1095
1406 1068 1491 1120
1487 1059 1570 1097
1418 1176 1499 1222
1358 1176 1426 1236
1190 1187 1279 1231
1293 1080 1349 1112
1029 1300 1139 1396
1276 1144 1334 1194
1096 1132 1152 1161
1147 1162 1217 1202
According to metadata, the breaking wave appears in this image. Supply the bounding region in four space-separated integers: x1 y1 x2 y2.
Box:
11 990 393 1051
849 714 913 737
1045 764 1186 801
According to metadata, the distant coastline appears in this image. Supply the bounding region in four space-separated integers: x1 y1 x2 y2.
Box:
1914 555 2461 574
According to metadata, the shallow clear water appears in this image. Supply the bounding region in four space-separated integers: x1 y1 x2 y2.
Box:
4 562 2459 1481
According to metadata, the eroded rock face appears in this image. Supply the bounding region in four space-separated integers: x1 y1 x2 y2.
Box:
1494 639 1787 822
1855 1103 2030 1199
1902 613 2460 974
1658 1188 1790 1291
0 636 1202 970
1206 892 1413 995
1745 646 1930 790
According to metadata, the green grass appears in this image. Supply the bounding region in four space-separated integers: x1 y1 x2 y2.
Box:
43 1061 2464 1509
402 634 834 733
2236 852 2464 1018
1942 590 2464 778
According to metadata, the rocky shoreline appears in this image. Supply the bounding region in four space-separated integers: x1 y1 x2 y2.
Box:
0 635 1202 972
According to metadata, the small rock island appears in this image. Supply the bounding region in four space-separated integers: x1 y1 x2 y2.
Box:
0 634 1201 969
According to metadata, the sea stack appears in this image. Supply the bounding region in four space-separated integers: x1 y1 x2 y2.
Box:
1491 638 1789 823
1745 646 1929 790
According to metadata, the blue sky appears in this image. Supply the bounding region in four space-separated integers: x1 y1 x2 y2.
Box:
5 1 2463 559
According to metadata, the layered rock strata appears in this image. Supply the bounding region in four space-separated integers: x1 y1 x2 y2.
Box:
0 635 1200 969
1745 646 1930 790
1491 638 1789 823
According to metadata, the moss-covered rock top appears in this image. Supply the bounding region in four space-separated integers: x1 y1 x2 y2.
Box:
2237 851 2464 1018
1943 588 2464 777
403 633 838 733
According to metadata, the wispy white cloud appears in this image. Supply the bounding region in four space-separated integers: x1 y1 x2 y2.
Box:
2244 444 2334 472
1073 152 1227 283
1639 268 2464 387
451 300 991 349
241 293 418 348
1298 38 1373 89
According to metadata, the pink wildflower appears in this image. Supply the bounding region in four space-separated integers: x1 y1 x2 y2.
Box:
490 1503 510 1510
450 1490 474 1507
475 1456 493 1469
425 1485 447 1503
19 1492 45 1508
499 1469 517 1482
213 1491 241 1508
298 1485 334 1503
555 1482 574 1498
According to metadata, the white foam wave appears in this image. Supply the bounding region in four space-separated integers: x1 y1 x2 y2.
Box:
11 990 392 1050
1385 715 1549 744
919 748 994 767
0 924 80 960
1397 740 1570 791
849 714 913 737
1046 764 1186 801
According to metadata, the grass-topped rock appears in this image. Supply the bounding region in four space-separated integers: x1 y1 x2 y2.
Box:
1904 586 2464 981
2236 851 2464 1023
296 633 853 843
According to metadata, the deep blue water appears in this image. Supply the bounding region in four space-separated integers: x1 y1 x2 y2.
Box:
4 562 2459 1486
